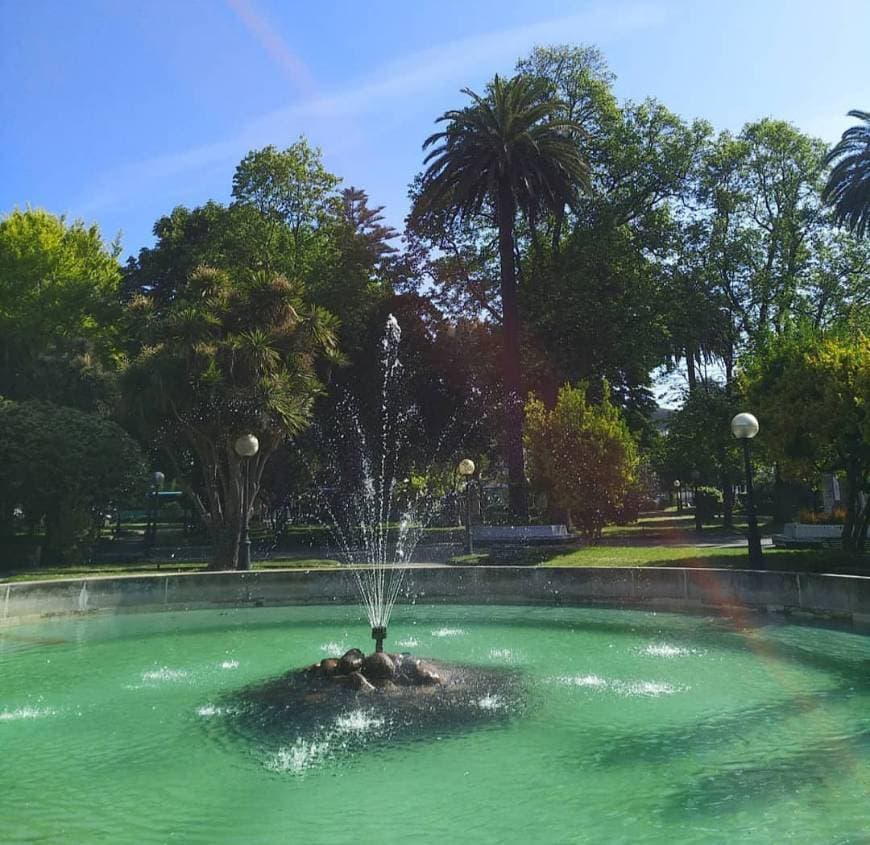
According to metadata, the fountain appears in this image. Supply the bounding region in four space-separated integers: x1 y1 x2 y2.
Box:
3 327 869 841
228 314 525 728
315 315 418 657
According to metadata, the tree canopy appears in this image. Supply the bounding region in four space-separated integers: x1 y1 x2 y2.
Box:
3 44 869 564
741 328 870 549
0 208 123 411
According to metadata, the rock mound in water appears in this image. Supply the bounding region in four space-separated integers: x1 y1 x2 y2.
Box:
221 648 528 755
304 649 443 690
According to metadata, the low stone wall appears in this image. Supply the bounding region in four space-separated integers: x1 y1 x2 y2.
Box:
1 566 869 629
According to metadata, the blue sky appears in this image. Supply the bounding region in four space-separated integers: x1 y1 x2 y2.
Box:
2 0 869 260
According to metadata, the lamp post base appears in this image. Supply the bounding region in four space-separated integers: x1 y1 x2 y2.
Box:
239 538 252 571
742 439 764 569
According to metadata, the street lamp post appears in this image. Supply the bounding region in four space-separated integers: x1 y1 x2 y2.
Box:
458 458 476 555
234 434 260 571
731 413 763 568
674 479 682 513
691 469 702 532
145 471 164 554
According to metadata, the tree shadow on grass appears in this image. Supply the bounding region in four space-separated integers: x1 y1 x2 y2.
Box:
646 552 869 575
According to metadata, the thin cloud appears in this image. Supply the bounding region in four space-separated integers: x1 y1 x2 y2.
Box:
224 0 320 99
76 2 665 215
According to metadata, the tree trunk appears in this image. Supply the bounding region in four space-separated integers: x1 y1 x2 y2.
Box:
722 480 734 529
773 463 787 525
497 181 529 522
855 496 870 554
855 492 869 555
204 445 243 570
841 465 859 552
41 502 79 567
210 525 240 570
551 209 564 259
724 333 735 386
686 347 697 392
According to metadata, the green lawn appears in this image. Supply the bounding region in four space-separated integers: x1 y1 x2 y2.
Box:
0 557 340 583
601 510 780 539
451 544 867 574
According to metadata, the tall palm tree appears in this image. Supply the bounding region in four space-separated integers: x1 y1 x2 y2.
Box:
823 110 870 238
414 74 589 519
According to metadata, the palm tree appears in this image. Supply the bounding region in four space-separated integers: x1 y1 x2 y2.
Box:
823 110 870 238
413 74 589 519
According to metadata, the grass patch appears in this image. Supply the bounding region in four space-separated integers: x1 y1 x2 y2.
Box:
448 553 489 566
602 512 780 539
546 545 865 573
0 558 340 583
449 543 867 574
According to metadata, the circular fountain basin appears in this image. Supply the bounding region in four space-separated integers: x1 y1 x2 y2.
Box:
2 602 868 843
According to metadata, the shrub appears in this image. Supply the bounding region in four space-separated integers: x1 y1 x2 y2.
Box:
695 486 723 521
753 479 816 521
525 382 639 541
0 400 146 564
799 507 847 525
613 489 646 525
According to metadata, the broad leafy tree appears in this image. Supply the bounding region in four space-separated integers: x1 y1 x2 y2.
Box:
413 73 589 519
0 209 123 410
653 384 742 526
801 226 870 328
231 139 340 279
0 400 145 564
742 328 870 551
125 146 391 357
517 47 711 414
690 121 833 380
121 201 279 309
308 187 398 356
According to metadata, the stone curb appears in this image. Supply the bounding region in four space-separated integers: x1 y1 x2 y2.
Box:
1 566 868 630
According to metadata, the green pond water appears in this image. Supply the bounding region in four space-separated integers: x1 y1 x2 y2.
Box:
1 603 868 844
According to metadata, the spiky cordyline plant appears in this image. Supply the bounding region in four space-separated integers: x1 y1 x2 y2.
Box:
127 266 342 568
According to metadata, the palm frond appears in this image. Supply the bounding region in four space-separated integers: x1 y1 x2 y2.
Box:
413 73 589 227
822 110 870 238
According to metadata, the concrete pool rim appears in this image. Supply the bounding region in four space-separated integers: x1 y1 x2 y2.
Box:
2 566 869 631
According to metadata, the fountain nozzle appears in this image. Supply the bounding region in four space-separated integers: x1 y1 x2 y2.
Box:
372 626 387 653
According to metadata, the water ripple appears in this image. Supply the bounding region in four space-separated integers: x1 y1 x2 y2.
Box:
431 627 465 638
0 706 55 722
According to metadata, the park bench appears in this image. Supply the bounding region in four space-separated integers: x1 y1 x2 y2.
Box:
473 524 569 543
471 525 578 563
773 522 845 549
